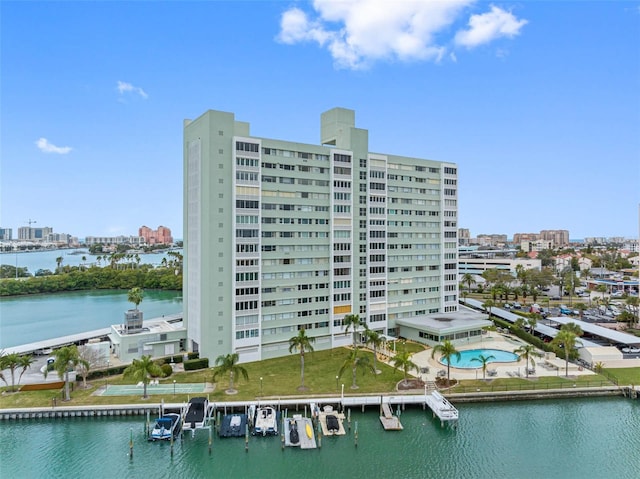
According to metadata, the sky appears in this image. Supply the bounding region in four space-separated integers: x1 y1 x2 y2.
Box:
1 1 639 240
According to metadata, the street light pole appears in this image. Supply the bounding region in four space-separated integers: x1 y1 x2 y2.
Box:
173 380 176 397
335 375 339 391
260 377 263 397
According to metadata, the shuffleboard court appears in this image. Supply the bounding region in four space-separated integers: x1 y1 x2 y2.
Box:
100 383 209 396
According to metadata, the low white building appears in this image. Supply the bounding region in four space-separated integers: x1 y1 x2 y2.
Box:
578 346 623 366
109 312 187 364
396 308 492 347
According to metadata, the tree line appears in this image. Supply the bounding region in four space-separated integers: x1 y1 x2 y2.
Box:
0 265 181 296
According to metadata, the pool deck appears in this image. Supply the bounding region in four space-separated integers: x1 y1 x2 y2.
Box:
397 332 599 381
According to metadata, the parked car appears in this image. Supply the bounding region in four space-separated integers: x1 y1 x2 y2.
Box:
513 302 522 309
559 306 573 315
550 296 561 301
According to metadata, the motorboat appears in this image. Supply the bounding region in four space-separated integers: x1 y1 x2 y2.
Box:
253 406 278 436
182 397 210 436
219 413 247 438
149 413 182 441
326 414 339 432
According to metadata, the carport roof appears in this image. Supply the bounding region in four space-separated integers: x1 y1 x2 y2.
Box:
548 317 640 346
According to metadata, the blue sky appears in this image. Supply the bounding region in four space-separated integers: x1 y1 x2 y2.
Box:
1 1 639 240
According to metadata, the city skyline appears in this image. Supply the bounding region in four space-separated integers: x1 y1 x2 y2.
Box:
1 2 639 239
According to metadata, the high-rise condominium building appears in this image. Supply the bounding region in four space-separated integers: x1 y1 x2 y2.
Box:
183 108 459 362
139 225 173 245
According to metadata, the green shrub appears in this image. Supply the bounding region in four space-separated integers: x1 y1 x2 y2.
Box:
160 363 173 377
183 358 209 371
187 352 199 360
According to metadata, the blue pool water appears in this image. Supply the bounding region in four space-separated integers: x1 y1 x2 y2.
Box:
440 348 519 369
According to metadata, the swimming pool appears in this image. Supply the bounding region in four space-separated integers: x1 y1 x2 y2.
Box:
439 349 519 369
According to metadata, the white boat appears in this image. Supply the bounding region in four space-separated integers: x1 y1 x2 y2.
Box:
149 413 182 441
253 406 278 436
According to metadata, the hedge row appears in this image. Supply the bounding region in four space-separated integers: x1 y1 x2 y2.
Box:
183 358 209 371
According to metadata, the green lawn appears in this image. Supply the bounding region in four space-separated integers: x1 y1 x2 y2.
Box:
1 346 629 409
603 367 640 385
0 348 410 408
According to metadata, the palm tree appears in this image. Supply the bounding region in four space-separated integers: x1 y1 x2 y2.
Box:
343 313 363 349
289 328 315 390
127 287 144 311
482 299 495 318
551 330 582 377
55 256 63 273
54 345 86 401
461 273 475 295
212 353 248 394
431 340 461 384
514 344 537 378
561 322 583 337
390 348 419 387
0 352 34 392
514 317 526 330
526 315 538 335
471 353 495 380
364 328 384 374
338 349 374 390
123 354 162 399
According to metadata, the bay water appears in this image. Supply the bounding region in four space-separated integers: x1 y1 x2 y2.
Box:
0 397 638 478
0 248 182 276
0 289 182 348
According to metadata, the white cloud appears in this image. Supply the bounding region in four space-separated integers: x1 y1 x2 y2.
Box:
116 80 148 99
35 138 72 154
278 0 526 69
455 5 528 48
278 0 472 69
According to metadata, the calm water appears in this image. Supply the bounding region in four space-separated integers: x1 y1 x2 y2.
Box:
0 289 182 348
0 398 638 478
0 248 182 275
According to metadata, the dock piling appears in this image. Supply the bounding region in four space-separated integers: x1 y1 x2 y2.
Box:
129 427 133 460
354 421 358 448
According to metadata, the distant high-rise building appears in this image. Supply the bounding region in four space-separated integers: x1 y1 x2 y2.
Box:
0 228 12 240
458 228 470 246
17 226 53 240
513 233 540 244
476 234 508 247
540 230 569 247
184 107 460 363
139 225 173 245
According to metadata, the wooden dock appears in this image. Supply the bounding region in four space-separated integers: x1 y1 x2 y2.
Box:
379 402 403 431
424 390 458 428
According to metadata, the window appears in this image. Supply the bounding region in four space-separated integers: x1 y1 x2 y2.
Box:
236 141 259 152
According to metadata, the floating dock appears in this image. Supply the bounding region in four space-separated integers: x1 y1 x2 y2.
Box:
424 390 459 428
379 401 403 431
284 415 317 449
318 406 346 436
